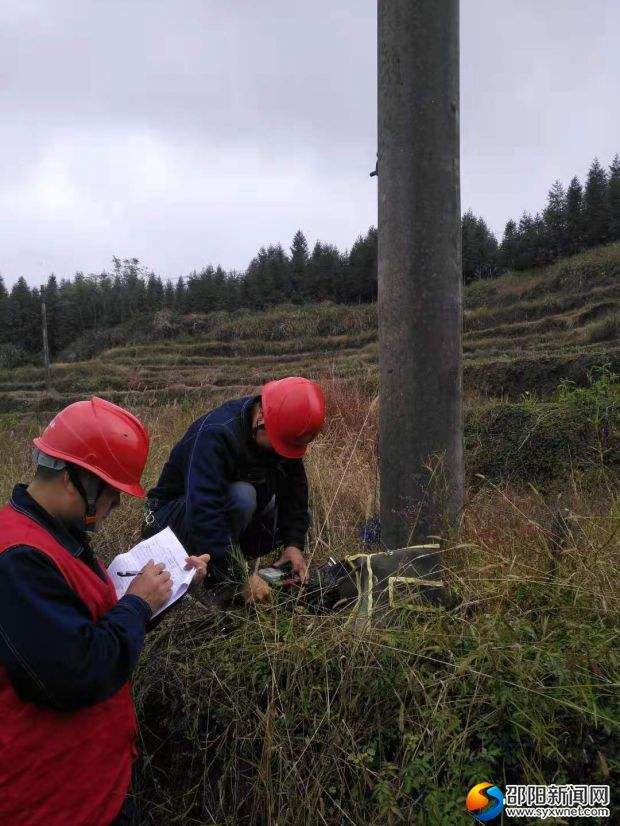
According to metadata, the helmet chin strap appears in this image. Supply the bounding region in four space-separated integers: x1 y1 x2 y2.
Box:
66 465 104 532
252 402 267 444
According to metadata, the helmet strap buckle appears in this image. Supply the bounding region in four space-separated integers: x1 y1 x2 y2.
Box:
66 465 104 533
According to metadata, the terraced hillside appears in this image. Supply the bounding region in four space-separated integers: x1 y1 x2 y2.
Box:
0 243 618 414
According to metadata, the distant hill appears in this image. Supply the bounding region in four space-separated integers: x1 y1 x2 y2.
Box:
0 243 618 414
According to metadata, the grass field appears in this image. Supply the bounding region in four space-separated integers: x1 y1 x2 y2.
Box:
0 244 618 823
0 378 617 824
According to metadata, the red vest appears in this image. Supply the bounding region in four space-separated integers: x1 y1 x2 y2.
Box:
0 504 137 826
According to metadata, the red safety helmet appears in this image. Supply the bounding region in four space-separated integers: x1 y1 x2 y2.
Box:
33 397 150 498
261 377 325 459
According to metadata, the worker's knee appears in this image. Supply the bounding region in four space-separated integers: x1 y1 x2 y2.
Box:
227 481 257 538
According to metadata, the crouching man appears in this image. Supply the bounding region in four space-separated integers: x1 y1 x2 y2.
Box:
143 377 325 602
0 398 209 826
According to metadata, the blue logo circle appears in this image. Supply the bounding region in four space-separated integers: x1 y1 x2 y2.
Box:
471 786 504 823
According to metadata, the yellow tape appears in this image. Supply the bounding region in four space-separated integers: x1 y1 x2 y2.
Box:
388 575 444 609
344 554 374 623
344 552 443 618
365 554 373 619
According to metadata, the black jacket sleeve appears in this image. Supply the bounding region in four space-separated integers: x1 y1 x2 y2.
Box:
275 459 310 550
185 423 238 580
0 546 151 712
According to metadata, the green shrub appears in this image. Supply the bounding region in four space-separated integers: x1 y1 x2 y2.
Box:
465 367 619 487
465 351 620 399
464 279 499 310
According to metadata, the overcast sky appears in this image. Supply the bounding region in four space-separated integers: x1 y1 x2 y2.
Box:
1 0 618 287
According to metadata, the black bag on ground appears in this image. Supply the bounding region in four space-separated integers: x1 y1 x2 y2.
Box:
303 544 444 615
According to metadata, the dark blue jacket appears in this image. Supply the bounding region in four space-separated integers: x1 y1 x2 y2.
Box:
0 485 151 712
148 396 310 578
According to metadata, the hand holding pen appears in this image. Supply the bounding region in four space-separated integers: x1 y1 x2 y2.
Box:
118 554 209 580
125 560 172 613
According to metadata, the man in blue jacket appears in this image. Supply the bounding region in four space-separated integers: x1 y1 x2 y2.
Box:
143 377 326 602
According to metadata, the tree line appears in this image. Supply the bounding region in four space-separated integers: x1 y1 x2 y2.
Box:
1 154 618 360
462 154 620 282
0 230 377 360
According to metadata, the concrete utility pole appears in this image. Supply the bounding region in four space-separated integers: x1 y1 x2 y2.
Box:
41 301 51 389
377 1 463 555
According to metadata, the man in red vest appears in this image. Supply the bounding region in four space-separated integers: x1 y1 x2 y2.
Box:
0 397 209 826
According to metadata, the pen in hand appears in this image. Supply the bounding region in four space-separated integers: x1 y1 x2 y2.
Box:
117 571 142 577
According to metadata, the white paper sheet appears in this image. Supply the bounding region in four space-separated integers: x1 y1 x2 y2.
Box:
107 527 195 618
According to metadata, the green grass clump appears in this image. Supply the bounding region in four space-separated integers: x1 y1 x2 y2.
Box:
465 366 619 488
130 519 618 825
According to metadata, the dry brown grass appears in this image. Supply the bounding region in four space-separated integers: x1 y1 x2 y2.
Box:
0 378 618 824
